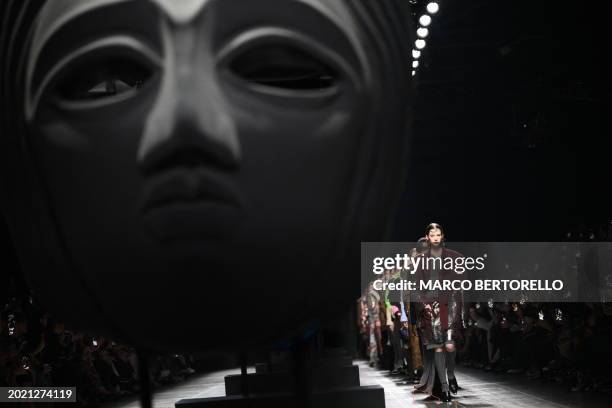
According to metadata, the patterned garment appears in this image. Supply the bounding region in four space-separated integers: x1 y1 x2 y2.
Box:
415 248 465 347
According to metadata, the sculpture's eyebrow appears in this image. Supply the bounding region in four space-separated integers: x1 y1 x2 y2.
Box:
26 0 162 106
29 0 129 65
28 0 136 95
27 0 213 87
31 0 209 57
22 2 162 123
294 0 372 87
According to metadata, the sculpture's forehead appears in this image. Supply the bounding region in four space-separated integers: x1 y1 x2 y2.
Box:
35 0 351 30
31 0 359 61
38 0 208 23
31 0 363 67
35 0 208 45
152 0 210 23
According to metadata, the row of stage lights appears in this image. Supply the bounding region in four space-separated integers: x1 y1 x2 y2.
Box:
412 1 439 77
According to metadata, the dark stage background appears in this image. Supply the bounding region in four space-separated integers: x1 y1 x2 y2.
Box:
393 0 609 242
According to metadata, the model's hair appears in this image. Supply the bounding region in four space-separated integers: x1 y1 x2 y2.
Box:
425 222 444 236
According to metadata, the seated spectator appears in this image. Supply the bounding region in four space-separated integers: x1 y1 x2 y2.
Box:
92 349 122 397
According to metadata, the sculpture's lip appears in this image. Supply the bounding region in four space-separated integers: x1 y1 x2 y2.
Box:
139 167 245 241
139 167 243 214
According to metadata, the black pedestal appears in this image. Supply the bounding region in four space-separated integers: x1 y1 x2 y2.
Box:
175 385 385 408
224 364 360 395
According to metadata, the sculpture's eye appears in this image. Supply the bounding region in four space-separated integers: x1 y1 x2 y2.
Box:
228 44 338 91
57 57 153 101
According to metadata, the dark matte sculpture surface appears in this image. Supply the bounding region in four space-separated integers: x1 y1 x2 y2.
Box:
0 0 414 351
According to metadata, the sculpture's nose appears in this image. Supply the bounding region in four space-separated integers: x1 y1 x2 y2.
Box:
138 114 239 176
138 22 239 174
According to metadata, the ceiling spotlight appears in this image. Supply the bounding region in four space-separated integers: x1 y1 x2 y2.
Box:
412 70 416 76
415 39 426 49
419 14 432 27
412 49 421 59
412 60 419 68
417 27 429 38
426 2 440 14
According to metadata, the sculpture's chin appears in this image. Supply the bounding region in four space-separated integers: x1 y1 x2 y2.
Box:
140 201 245 242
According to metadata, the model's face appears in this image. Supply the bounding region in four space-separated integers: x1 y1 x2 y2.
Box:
427 228 443 246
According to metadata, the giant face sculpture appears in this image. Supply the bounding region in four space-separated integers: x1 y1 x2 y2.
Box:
0 0 413 351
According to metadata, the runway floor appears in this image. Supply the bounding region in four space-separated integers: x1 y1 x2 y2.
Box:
105 360 611 408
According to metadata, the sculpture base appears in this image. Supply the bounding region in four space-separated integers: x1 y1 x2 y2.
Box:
224 364 360 395
175 385 385 408
255 355 353 373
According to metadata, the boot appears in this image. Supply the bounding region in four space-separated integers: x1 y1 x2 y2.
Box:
441 390 452 402
448 377 459 394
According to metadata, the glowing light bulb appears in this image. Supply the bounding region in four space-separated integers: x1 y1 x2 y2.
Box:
417 27 429 38
427 2 439 14
419 14 432 27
